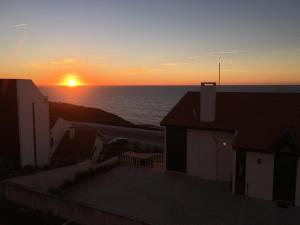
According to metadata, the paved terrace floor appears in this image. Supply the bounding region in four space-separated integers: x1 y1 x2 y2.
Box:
61 166 300 225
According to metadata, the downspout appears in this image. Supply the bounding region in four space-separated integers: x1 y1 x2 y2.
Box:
212 132 219 181
232 129 239 194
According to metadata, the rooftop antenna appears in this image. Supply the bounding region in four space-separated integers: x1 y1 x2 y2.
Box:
218 62 221 85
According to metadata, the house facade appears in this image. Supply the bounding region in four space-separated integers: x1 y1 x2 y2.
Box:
161 82 300 206
0 79 51 167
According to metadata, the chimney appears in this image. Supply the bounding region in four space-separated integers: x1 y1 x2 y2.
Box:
200 82 216 122
69 127 75 139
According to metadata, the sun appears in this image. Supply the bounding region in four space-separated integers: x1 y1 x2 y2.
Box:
60 74 83 87
66 78 77 87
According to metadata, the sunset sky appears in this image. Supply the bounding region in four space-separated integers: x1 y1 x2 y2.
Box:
0 0 299 85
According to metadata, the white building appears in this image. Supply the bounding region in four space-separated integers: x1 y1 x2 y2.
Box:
0 79 51 167
49 113 104 166
161 82 300 206
50 117 72 155
51 127 104 166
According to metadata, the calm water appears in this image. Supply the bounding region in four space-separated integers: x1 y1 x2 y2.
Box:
40 85 300 125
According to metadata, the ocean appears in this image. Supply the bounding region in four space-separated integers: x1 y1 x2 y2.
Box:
40 85 300 125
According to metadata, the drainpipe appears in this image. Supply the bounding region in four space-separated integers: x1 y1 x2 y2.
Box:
232 130 239 194
212 132 219 181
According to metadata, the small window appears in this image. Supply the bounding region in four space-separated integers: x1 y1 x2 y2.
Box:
50 137 54 147
257 158 261 164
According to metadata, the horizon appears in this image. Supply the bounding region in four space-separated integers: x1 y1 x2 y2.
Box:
38 83 300 87
1 0 300 85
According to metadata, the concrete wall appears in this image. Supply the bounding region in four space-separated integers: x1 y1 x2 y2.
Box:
50 118 71 155
0 157 144 225
186 129 234 181
245 152 274 200
1 183 149 225
295 158 300 207
10 157 118 192
17 80 51 167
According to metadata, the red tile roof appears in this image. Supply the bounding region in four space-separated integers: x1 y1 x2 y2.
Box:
160 92 300 153
52 129 100 163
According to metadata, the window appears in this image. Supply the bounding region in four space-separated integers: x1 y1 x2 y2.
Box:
50 137 54 147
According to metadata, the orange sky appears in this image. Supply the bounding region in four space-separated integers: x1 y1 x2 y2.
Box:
1 53 299 86
3 56 299 86
1 1 300 86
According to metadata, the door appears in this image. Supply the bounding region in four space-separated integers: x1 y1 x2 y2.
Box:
273 150 297 204
235 151 246 195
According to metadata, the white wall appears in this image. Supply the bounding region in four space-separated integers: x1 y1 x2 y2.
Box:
245 152 274 200
91 136 104 162
186 129 234 181
295 158 300 207
17 80 51 167
50 118 71 155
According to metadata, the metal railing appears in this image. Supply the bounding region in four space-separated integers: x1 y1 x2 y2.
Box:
120 152 164 170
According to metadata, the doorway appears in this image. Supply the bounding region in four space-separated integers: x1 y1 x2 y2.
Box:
273 148 297 205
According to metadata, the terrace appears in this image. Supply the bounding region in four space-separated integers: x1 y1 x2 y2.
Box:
60 166 300 225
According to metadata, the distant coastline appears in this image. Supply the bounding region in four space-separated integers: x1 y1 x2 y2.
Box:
42 85 300 125
50 102 162 130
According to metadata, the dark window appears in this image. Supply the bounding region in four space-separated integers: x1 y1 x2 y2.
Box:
50 137 54 147
257 158 261 164
235 151 246 195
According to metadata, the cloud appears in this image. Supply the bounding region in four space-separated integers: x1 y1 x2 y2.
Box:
95 56 109 60
187 56 199 60
209 49 246 55
20 58 88 69
19 62 39 68
50 58 79 64
160 62 189 66
11 23 28 28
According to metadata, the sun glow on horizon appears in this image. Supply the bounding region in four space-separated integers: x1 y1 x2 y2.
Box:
58 74 85 87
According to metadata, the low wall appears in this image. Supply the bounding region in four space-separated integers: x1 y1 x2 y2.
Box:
0 157 150 225
10 157 118 192
1 182 149 225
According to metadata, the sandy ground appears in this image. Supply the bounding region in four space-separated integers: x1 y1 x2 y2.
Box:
61 166 300 225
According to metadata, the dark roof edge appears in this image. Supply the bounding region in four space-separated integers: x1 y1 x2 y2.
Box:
161 123 236 133
160 92 190 125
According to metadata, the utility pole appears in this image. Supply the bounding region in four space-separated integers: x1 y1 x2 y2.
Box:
218 62 221 85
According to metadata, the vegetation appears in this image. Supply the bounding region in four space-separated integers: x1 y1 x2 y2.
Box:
49 101 163 130
50 102 133 126
49 162 117 194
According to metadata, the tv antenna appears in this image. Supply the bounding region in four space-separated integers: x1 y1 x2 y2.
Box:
218 62 221 85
